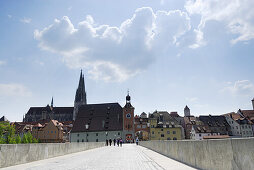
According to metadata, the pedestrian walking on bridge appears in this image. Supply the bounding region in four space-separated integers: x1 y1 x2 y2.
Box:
117 139 120 147
109 138 112 146
120 138 123 147
136 137 139 145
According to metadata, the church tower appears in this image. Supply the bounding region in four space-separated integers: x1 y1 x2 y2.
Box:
184 105 190 117
122 91 135 142
73 70 87 120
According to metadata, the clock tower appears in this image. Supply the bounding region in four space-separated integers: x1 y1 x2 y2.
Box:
122 91 135 142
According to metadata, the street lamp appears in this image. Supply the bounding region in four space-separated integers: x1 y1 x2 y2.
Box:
85 124 89 142
106 132 108 140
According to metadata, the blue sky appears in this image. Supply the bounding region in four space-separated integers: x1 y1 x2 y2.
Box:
0 0 254 122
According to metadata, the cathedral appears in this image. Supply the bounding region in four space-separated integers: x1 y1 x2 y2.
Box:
23 70 135 142
23 70 87 122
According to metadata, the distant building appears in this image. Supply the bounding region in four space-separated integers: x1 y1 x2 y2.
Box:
70 93 135 143
148 111 183 140
70 103 123 143
23 105 73 122
224 112 253 137
73 70 87 120
12 122 33 138
13 120 72 142
183 116 203 139
190 125 212 140
170 112 185 139
0 116 9 122
199 115 230 135
237 99 254 134
36 120 64 143
134 114 149 140
23 71 88 123
184 105 191 117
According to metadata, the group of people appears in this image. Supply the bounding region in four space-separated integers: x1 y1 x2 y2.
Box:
105 137 139 146
106 138 123 147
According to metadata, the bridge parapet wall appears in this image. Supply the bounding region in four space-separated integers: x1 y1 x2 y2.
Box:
140 138 254 170
0 142 104 168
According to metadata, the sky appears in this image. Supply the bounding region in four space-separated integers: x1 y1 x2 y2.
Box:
0 0 254 122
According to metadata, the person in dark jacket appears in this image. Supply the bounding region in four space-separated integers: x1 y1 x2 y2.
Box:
106 139 108 146
120 138 123 147
109 138 112 146
117 139 120 147
113 139 116 146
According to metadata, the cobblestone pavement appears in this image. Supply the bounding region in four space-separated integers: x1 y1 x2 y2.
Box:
3 144 196 170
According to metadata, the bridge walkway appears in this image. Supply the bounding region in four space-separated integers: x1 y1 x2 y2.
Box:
2 144 195 170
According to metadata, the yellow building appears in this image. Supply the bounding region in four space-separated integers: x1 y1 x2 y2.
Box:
149 118 182 140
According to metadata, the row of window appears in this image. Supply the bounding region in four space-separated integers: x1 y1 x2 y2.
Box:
136 125 147 129
151 131 176 134
77 132 121 137
151 136 177 140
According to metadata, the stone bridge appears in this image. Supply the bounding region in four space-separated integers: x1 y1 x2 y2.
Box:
1 144 193 170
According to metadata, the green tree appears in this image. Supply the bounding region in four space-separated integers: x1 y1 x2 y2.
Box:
15 135 21 144
6 124 16 144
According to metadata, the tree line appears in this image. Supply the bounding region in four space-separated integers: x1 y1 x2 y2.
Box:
0 122 38 144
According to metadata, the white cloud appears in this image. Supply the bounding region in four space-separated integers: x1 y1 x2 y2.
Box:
222 80 254 96
34 7 191 82
0 61 6 66
20 17 31 24
0 83 32 97
7 14 12 18
185 0 254 46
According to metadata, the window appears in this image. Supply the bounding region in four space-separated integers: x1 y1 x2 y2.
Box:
77 140 79 143
173 131 176 134
51 131 53 133
137 125 141 128
142 125 146 128
167 131 170 134
161 134 164 137
173 137 177 140
55 131 56 133
161 129 163 131
118 132 120 135
82 139 84 142
152 131 154 134
96 133 98 136
96 139 98 142
87 134 89 136
77 134 79 137
236 126 238 129
167 137 171 140
199 134 201 137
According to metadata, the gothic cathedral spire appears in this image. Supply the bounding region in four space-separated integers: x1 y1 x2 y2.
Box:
73 70 87 120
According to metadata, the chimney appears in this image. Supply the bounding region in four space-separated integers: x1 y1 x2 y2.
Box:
252 98 254 110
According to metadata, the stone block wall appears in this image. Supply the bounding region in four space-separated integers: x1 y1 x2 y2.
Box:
0 142 104 168
140 138 254 170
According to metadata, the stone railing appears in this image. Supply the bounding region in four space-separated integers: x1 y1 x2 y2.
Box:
140 138 254 170
0 142 104 168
